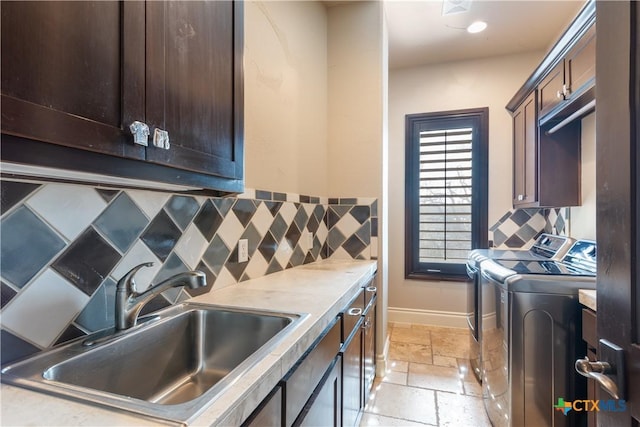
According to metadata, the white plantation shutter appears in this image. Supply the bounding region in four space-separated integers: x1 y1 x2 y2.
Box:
405 108 488 280
418 128 473 262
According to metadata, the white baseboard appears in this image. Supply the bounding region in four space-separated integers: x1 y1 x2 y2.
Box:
388 307 469 328
375 335 390 377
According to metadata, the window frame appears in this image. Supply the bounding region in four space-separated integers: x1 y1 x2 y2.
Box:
405 107 489 281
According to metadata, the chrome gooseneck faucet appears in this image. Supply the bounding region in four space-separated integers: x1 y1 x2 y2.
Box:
115 262 206 330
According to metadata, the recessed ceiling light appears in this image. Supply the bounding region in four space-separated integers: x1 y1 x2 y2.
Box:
467 21 487 34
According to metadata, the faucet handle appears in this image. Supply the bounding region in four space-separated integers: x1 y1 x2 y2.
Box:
117 262 154 294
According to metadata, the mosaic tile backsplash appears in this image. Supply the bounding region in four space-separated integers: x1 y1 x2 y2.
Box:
489 208 569 249
0 179 377 365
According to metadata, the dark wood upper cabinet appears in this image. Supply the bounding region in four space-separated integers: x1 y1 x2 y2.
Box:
1 1 244 194
1 1 145 160
538 23 596 120
512 92 538 207
512 91 581 209
145 1 243 181
507 0 594 208
538 63 565 118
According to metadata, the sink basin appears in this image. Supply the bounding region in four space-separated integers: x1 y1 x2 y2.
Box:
1 302 305 423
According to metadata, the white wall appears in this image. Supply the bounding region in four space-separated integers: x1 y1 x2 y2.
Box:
244 1 328 196
388 52 543 322
568 113 596 239
327 0 389 368
327 2 384 199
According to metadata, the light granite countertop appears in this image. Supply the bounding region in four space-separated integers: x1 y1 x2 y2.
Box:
579 289 597 312
1 259 377 427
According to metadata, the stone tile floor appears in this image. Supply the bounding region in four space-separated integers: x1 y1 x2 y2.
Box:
359 323 491 427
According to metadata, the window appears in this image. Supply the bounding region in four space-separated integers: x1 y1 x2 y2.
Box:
405 108 488 280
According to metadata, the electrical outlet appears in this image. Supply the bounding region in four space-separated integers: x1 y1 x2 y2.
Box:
238 239 249 262
305 231 313 252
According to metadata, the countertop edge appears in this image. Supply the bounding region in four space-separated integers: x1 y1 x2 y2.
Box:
0 259 378 427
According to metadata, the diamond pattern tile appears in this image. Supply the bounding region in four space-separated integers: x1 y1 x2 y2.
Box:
232 199 257 227
244 252 269 281
193 200 224 242
75 277 117 332
0 178 377 354
1 282 17 309
1 269 89 347
510 209 532 226
52 227 121 296
265 201 283 216
343 234 367 258
293 206 309 231
96 189 119 203
217 212 245 249
258 232 278 262
213 197 235 217
1 206 65 288
140 210 182 262
250 202 274 238
1 181 40 214
165 195 200 231
350 206 371 224
26 184 106 241
270 214 288 243
202 235 231 276
126 190 170 220
93 192 148 253
1 329 40 365
173 223 208 270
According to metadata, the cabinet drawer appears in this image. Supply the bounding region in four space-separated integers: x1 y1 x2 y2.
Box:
342 289 364 343
283 317 341 427
582 308 597 350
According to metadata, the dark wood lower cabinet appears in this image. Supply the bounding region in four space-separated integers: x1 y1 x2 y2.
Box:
242 385 283 427
242 281 378 427
342 326 363 427
297 356 342 427
362 297 377 408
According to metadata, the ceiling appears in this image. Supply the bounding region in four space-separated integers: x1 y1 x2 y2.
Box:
384 0 586 69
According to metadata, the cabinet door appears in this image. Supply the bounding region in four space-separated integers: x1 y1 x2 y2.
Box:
538 62 564 117
243 385 283 427
1 1 145 160
342 328 363 427
566 24 596 99
513 92 538 207
145 1 243 181
298 357 342 427
362 300 376 407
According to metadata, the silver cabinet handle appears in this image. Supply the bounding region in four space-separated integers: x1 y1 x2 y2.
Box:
575 357 620 399
129 121 150 146
366 286 377 293
347 308 362 316
556 90 564 99
153 128 170 150
517 194 525 201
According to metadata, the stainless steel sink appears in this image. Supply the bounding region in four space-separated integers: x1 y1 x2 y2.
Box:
1 302 305 423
